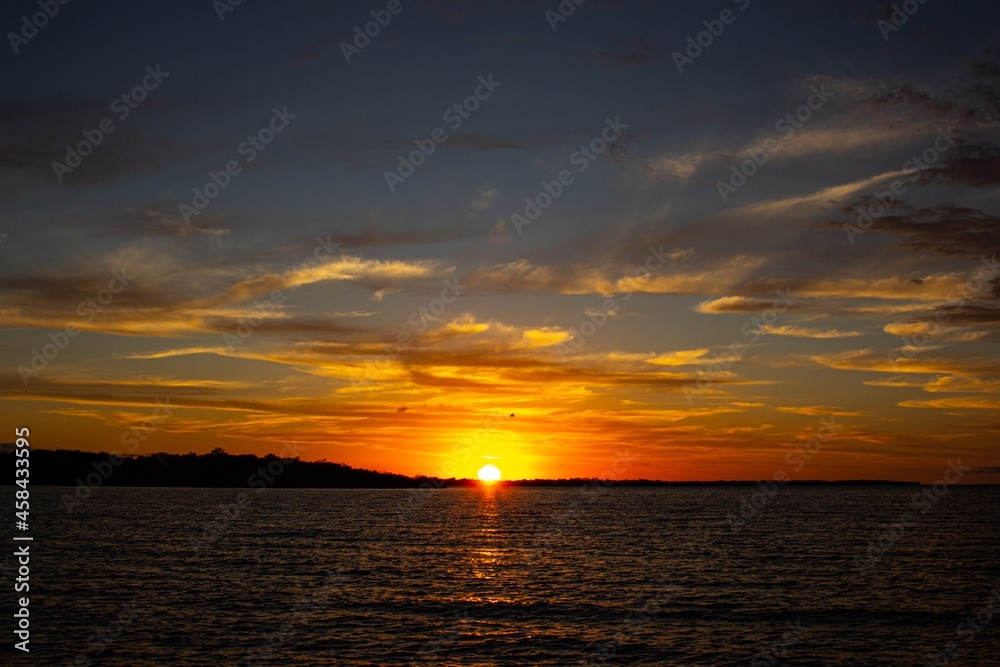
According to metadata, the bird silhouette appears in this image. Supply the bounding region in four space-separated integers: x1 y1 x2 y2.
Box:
509 413 515 417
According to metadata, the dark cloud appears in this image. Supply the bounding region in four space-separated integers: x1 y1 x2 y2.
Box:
918 142 1000 187
198 317 367 337
834 202 1000 256
971 47 1000 79
0 116 185 186
326 226 475 249
863 83 955 114
862 46 1000 125
0 271 182 314
42 207 230 240
914 305 1000 328
0 95 237 187
0 375 394 420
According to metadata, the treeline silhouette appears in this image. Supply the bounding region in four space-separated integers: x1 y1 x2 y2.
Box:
3 448 423 489
464 479 919 487
1 447 922 488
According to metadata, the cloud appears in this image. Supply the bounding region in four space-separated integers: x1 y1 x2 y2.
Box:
114 313 743 402
834 203 1000 257
759 324 863 339
860 47 1000 125
584 306 619 319
899 397 1000 410
696 296 787 314
284 315 746 395
520 327 571 348
644 112 926 184
470 186 500 211
444 315 491 335
913 304 1000 327
645 153 710 182
733 169 910 217
775 406 861 417
810 348 992 376
884 321 941 337
646 349 710 366
863 376 925 388
796 274 973 302
466 245 769 298
0 94 250 189
773 122 926 159
467 261 564 293
863 83 955 115
468 253 989 312
0 240 444 338
221 255 441 301
605 255 768 297
919 142 1000 188
922 375 1000 394
122 347 224 360
321 227 477 250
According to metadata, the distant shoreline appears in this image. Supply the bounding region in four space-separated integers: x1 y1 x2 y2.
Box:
1 447 977 489
13 480 935 488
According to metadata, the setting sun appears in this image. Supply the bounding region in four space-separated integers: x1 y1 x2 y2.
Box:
477 464 502 483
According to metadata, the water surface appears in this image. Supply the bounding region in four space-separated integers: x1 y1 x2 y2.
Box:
22 485 1000 665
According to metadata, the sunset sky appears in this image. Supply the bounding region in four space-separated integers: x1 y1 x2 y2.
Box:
2 0 999 482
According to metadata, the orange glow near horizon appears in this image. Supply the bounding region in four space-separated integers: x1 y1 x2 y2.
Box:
9 398 1000 484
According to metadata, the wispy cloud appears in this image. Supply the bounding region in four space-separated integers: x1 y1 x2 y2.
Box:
759 324 863 339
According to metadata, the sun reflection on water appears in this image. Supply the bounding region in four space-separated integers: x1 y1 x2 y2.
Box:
464 484 521 604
